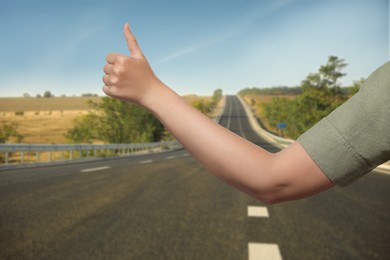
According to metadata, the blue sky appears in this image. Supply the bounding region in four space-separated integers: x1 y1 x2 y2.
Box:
0 0 388 97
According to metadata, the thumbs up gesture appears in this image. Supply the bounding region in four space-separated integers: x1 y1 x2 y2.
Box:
103 24 162 105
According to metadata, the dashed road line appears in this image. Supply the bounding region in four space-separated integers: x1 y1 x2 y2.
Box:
166 156 176 160
247 206 269 218
182 153 189 157
247 206 282 259
80 166 111 172
139 160 153 164
248 243 282 260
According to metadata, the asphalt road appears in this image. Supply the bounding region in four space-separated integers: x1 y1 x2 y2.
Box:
1 95 389 260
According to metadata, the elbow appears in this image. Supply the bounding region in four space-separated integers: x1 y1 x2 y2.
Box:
258 197 279 205
249 173 297 204
255 193 285 205
251 185 290 205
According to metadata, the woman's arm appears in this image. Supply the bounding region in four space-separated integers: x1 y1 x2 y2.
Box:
103 24 334 204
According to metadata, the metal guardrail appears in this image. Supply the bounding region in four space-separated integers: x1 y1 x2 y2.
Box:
0 141 182 166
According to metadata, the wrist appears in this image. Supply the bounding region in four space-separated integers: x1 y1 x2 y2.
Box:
138 81 178 114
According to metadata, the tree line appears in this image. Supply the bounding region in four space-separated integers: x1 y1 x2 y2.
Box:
244 56 365 139
238 86 302 96
23 91 99 98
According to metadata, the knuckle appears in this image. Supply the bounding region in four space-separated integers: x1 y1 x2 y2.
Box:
112 66 121 75
109 76 119 85
116 55 124 63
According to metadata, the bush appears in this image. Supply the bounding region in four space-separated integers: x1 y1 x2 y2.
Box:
14 111 24 116
0 123 24 143
66 97 164 144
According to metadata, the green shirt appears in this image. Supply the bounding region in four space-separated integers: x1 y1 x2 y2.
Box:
298 61 390 186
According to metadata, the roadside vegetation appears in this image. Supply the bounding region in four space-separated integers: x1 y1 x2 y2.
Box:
66 89 223 144
65 98 165 144
0 123 24 143
191 89 223 116
240 56 365 139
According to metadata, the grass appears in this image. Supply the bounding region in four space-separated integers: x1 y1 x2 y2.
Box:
0 97 101 144
0 95 209 144
0 96 101 112
1 110 90 144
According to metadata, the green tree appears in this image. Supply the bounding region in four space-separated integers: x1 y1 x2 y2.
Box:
212 89 223 104
65 113 100 143
263 97 291 129
264 56 349 139
66 97 164 143
43 91 54 98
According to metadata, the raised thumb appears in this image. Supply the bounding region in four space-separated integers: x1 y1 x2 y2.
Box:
124 23 143 59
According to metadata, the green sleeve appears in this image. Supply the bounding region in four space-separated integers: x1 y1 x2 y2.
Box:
298 61 390 186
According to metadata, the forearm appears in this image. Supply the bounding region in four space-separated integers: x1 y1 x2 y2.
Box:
143 83 278 199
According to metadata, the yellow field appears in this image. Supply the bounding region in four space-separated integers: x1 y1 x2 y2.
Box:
0 97 92 144
0 96 101 112
0 95 207 144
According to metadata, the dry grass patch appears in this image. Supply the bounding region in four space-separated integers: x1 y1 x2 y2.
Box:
0 97 101 112
0 97 101 144
1 110 89 144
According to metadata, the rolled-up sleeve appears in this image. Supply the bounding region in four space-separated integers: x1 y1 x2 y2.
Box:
298 61 390 186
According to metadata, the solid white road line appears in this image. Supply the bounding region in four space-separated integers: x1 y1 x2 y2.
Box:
247 206 269 218
248 243 282 260
80 166 111 172
139 160 153 164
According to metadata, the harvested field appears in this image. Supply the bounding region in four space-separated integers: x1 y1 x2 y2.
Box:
0 97 101 112
1 110 89 144
0 95 209 144
0 97 101 144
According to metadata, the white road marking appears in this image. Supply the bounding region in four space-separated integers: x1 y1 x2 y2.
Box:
166 156 176 159
248 243 282 260
80 166 111 172
139 160 153 164
247 206 269 218
182 153 189 157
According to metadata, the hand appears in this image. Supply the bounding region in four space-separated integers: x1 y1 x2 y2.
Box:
102 23 161 105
